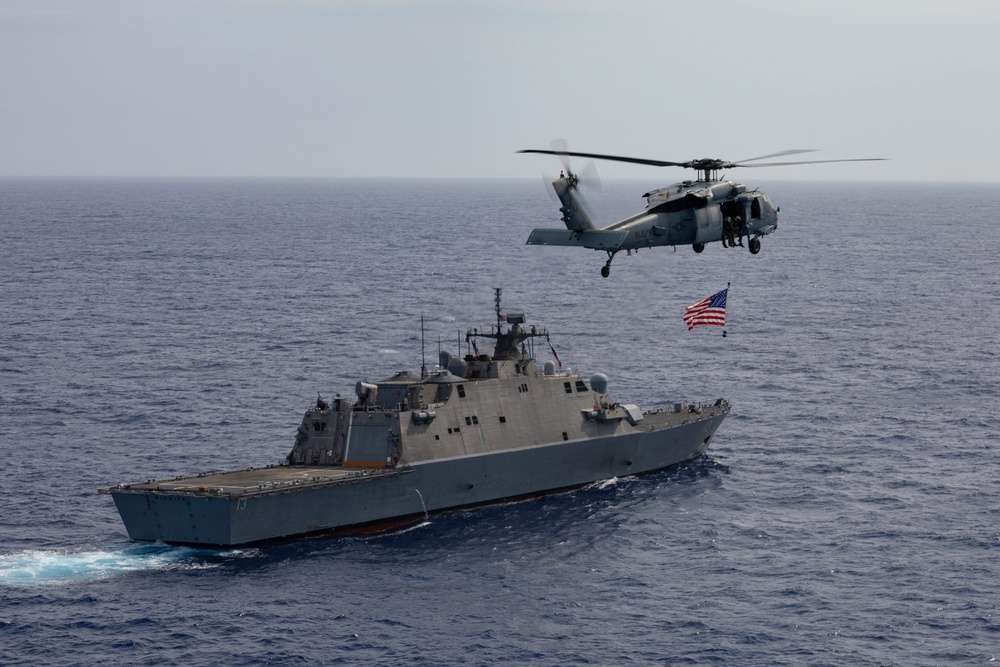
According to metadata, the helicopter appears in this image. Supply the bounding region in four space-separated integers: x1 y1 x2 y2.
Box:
518 148 886 277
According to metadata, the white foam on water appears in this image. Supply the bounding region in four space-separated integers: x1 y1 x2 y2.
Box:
0 544 213 586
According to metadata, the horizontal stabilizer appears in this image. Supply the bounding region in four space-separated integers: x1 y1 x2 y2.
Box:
527 228 629 250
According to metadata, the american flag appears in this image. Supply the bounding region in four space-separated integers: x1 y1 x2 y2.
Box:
548 340 562 368
683 288 728 330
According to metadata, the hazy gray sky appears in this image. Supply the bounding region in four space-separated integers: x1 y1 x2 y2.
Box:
2 0 998 181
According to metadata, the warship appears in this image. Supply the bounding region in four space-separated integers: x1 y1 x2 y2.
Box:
100 290 730 546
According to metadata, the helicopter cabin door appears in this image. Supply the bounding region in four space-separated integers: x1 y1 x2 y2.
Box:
693 205 723 244
713 200 746 241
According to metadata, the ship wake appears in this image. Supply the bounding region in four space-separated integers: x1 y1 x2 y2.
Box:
0 544 237 587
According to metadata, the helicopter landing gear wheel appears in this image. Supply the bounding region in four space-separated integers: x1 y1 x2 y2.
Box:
749 238 761 254
693 243 705 253
601 250 617 278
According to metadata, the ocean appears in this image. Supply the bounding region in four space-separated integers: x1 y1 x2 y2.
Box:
1 177 997 665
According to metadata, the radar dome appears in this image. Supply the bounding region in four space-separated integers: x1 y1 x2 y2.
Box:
543 361 556 375
447 358 467 377
590 373 609 394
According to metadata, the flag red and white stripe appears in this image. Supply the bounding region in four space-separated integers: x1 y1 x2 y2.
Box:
683 288 728 330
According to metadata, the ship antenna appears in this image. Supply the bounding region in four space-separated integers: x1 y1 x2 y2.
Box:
420 314 427 378
494 286 502 329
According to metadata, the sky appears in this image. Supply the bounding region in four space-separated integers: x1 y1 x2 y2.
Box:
2 0 998 181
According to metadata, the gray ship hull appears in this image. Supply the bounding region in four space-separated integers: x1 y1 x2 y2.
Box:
107 409 726 547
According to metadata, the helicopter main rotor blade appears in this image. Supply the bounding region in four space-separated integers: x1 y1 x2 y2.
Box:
518 148 887 172
517 149 688 168
736 157 888 167
734 149 818 163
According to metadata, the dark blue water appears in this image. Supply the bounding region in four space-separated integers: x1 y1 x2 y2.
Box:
2 178 998 665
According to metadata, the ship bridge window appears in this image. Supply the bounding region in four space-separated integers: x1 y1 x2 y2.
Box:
312 421 326 432
457 385 466 398
575 380 588 392
564 381 573 394
499 416 507 424
464 415 479 426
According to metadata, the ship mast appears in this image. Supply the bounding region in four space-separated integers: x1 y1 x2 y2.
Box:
420 315 427 378
466 288 548 361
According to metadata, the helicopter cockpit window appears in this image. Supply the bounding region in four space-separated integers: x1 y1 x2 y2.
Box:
751 198 761 220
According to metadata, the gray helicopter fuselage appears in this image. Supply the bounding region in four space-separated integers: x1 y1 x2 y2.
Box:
527 175 778 253
625 179 779 248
